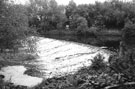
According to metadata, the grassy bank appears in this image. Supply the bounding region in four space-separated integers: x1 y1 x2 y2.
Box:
43 29 122 37
96 30 122 36
44 30 76 36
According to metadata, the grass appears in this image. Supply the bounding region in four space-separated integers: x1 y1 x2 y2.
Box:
43 28 122 37
44 30 77 36
96 30 122 36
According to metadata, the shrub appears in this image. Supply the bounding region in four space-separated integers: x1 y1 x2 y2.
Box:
122 23 135 45
91 54 107 72
110 49 135 82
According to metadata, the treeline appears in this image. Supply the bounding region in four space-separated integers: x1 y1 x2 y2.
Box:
1 0 135 50
28 0 135 35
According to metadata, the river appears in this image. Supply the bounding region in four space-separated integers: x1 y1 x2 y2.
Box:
0 36 114 87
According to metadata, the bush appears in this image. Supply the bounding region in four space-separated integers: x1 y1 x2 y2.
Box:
122 23 135 44
77 27 97 37
110 49 135 82
91 54 107 72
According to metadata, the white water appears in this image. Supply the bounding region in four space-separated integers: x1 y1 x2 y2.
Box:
0 66 43 87
34 37 111 78
0 37 111 87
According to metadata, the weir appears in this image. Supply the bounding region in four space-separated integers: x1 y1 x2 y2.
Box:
0 37 112 87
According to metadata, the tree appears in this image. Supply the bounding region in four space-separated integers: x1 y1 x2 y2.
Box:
0 1 29 50
28 0 67 34
65 0 77 19
65 0 77 29
76 16 89 34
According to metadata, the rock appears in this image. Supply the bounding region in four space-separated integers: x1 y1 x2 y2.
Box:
100 46 108 49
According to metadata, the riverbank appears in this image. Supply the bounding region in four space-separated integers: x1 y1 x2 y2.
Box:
44 28 122 37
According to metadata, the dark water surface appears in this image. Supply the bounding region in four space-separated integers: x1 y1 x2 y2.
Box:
44 35 121 51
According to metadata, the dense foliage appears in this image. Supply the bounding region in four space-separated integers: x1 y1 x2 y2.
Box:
1 0 135 50
0 0 31 51
27 0 135 36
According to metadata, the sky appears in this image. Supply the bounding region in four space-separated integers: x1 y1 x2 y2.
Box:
56 0 107 5
14 0 133 5
13 0 108 5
